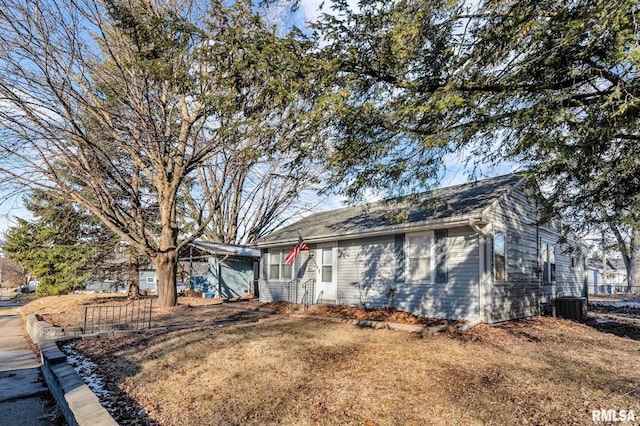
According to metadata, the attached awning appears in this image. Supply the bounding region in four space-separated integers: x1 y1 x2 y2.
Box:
185 241 261 258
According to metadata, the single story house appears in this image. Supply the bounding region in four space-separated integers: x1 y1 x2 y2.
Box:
254 174 586 323
180 241 261 298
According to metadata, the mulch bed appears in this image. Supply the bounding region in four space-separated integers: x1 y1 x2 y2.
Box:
262 301 462 327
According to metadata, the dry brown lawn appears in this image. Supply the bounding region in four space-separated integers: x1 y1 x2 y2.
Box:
21 294 640 425
18 293 263 328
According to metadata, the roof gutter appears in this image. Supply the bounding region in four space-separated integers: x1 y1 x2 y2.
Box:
469 218 490 236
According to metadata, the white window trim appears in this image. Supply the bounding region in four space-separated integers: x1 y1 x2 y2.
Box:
282 250 293 281
405 231 435 283
268 250 282 280
268 249 293 281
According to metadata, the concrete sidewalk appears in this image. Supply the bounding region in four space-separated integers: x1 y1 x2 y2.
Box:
0 304 62 425
0 286 17 302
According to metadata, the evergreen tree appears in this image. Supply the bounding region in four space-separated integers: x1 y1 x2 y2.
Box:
0 0 326 306
316 0 640 284
3 192 116 296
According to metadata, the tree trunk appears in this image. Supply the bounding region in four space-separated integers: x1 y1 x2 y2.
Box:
629 228 640 293
155 250 178 307
127 249 140 299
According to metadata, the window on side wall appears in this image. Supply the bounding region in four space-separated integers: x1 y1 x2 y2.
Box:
407 232 433 282
494 231 506 281
549 245 556 282
542 243 556 282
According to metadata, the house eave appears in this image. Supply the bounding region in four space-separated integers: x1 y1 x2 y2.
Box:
188 241 261 258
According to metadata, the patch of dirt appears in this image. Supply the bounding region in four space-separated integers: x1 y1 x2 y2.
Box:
586 303 640 341
302 303 463 326
19 293 264 329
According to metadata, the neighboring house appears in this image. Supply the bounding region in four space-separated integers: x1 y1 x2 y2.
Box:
81 249 143 293
80 241 260 297
586 258 628 295
139 267 158 293
180 241 261 298
254 174 586 323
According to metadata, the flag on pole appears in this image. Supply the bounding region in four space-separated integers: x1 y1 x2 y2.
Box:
285 234 309 266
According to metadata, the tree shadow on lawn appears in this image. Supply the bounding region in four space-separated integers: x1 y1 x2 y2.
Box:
584 315 640 341
64 305 276 424
435 320 640 424
434 354 637 425
68 314 640 425
69 320 322 424
61 339 155 425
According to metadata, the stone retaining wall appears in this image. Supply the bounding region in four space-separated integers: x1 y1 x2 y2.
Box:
25 314 118 426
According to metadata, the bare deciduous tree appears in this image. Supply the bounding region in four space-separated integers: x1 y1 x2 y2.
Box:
0 0 324 306
187 143 324 245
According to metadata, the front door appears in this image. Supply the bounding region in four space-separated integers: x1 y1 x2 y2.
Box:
316 244 337 303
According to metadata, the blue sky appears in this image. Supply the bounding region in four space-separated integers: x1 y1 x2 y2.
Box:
0 189 31 236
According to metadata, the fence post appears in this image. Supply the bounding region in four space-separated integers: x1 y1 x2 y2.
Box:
148 297 153 329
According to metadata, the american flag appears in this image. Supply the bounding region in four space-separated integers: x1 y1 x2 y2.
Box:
285 235 309 266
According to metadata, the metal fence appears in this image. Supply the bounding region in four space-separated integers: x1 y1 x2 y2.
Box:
589 284 640 296
83 297 154 334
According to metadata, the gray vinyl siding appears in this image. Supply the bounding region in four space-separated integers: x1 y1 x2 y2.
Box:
556 251 584 297
256 176 588 323
411 226 480 320
333 228 480 320
258 246 315 303
290 248 316 304
538 228 585 299
336 236 397 307
139 271 157 292
484 183 541 322
484 184 586 322
258 247 286 302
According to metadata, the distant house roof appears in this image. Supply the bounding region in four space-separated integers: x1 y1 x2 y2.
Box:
586 257 625 271
186 241 261 258
256 174 524 247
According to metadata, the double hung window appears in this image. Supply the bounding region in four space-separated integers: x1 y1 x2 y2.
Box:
268 250 293 280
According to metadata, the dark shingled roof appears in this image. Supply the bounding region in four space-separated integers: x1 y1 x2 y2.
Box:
256 174 524 246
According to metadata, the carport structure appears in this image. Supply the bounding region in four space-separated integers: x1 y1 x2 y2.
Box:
181 241 261 299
